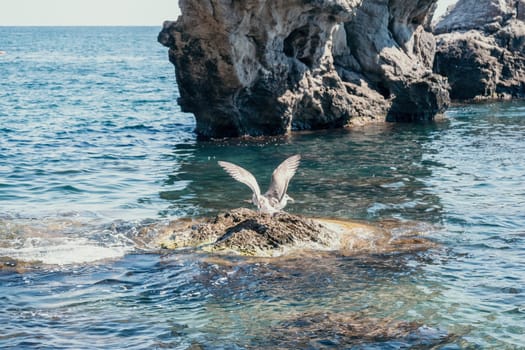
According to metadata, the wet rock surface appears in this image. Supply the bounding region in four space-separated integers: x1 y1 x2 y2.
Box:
149 208 436 257
433 0 525 100
158 0 449 138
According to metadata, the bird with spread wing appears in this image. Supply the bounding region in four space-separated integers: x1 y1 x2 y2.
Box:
218 154 301 214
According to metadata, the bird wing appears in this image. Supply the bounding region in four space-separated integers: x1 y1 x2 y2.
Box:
218 161 261 196
265 154 301 201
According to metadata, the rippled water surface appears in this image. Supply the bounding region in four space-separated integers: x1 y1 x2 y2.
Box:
1 27 525 349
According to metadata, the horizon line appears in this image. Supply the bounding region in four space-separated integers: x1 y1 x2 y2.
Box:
0 24 171 27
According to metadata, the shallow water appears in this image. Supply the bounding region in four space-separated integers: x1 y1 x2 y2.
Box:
1 27 525 349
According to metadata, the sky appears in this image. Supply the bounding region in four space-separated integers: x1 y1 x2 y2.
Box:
0 0 181 26
0 0 456 26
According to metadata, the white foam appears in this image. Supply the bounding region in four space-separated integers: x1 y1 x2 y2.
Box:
0 236 131 265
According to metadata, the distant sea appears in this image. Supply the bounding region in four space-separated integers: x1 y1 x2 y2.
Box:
0 27 524 349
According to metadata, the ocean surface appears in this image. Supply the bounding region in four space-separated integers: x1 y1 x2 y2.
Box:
1 27 524 349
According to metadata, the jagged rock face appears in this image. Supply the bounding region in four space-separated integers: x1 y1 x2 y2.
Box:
159 0 449 138
341 0 449 122
433 0 525 100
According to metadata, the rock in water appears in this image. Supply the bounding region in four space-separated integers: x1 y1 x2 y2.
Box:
433 0 525 100
267 311 453 348
150 208 435 257
158 0 449 138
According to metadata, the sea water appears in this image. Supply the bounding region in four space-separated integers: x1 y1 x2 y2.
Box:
1 27 524 349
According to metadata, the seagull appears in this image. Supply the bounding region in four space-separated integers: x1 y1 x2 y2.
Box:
218 154 301 214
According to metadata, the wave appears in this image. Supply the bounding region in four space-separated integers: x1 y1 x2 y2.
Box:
0 236 131 265
0 217 140 266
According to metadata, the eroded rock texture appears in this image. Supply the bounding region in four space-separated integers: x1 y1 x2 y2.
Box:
433 0 525 100
158 0 449 138
144 208 435 257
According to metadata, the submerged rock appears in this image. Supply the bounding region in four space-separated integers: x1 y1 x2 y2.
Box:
433 0 525 100
264 311 453 348
158 0 449 138
150 208 435 257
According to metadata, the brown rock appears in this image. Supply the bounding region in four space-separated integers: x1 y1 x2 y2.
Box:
152 208 436 257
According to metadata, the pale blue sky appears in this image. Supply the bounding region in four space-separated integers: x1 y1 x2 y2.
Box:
0 0 181 26
0 0 456 26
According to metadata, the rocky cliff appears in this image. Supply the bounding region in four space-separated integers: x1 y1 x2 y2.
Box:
158 0 449 138
433 0 525 100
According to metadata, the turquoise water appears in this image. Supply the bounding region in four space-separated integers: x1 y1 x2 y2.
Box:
1 27 525 349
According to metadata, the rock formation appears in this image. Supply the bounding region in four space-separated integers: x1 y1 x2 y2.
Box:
143 208 435 257
158 0 449 138
433 0 525 100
